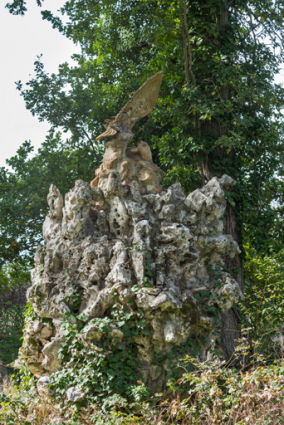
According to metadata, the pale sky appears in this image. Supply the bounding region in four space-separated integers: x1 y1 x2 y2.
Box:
0 0 79 168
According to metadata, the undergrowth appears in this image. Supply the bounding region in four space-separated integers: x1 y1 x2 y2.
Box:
2 354 284 424
2 246 284 423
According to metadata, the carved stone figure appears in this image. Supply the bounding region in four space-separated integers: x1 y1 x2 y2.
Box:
91 73 164 194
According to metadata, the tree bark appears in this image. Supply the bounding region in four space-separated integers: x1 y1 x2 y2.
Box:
180 1 244 361
218 3 243 362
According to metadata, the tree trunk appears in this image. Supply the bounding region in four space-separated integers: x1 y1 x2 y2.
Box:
180 1 244 360
197 162 243 360
219 3 243 362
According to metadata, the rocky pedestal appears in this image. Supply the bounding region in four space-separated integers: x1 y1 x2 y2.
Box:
19 172 242 394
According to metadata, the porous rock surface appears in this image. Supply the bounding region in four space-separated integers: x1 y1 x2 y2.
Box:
20 172 242 391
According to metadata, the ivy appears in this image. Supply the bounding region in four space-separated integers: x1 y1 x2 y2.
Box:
24 302 52 326
49 292 150 405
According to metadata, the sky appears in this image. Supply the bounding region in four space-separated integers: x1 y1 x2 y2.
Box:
0 0 79 168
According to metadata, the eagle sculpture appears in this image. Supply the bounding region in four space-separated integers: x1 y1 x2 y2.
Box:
96 72 163 141
92 72 164 195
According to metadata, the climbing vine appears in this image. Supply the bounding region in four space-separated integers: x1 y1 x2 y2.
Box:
50 291 150 405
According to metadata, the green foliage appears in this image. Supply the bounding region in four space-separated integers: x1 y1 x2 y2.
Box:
5 0 28 16
3 356 284 424
50 293 149 405
24 302 40 324
0 368 38 425
0 136 103 264
0 392 29 425
24 302 52 326
0 262 30 297
0 302 25 364
171 357 284 424
40 0 284 257
0 263 30 364
243 244 284 359
18 364 37 392
2 1 284 419
2 0 284 265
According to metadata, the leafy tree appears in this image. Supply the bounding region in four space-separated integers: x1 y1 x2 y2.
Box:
0 262 30 363
0 136 103 265
0 262 30 305
5 0 43 16
3 0 284 357
7 0 284 249
243 244 284 360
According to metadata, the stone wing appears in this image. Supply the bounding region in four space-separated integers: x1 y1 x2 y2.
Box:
95 72 162 141
115 72 163 130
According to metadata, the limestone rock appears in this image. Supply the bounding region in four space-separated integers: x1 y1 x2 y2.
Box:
67 387 86 403
37 376 54 397
41 336 64 373
21 172 242 392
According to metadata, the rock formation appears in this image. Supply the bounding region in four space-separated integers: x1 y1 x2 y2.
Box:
19 172 242 395
19 74 243 399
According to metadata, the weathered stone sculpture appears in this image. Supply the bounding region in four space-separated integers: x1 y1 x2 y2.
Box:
91 73 163 194
19 74 243 400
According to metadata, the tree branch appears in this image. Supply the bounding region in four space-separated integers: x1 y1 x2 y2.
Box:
80 125 96 152
179 0 196 88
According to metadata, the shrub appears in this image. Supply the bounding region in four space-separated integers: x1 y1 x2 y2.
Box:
243 244 284 360
2 357 284 424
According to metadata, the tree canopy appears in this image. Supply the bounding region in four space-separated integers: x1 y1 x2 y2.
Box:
2 0 284 264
